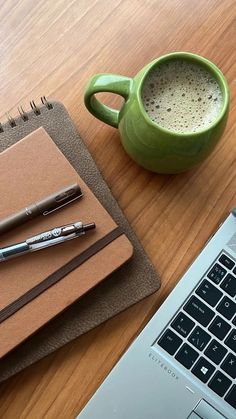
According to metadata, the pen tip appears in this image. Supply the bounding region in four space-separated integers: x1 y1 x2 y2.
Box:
83 222 96 231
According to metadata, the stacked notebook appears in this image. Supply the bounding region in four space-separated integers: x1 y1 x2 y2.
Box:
0 100 160 382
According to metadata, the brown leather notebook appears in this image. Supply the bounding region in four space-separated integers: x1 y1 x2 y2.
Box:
0 100 160 383
0 128 133 359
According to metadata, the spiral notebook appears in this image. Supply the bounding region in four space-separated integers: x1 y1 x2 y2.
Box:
0 99 160 382
0 127 134 359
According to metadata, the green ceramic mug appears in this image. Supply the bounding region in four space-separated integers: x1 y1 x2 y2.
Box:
84 52 229 173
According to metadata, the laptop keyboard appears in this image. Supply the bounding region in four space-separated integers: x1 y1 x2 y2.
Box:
156 252 236 411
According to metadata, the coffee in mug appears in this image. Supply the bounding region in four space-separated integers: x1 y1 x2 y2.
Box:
142 60 223 133
84 52 229 173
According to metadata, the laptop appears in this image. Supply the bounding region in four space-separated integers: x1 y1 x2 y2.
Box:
77 211 236 419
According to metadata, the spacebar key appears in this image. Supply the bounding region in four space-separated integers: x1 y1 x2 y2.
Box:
194 399 225 419
183 296 215 327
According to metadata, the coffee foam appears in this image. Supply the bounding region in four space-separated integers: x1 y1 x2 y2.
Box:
141 60 223 133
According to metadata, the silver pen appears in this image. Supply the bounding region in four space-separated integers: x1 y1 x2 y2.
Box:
0 221 96 263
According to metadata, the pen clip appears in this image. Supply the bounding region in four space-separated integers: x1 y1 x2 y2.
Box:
43 193 83 216
27 222 85 250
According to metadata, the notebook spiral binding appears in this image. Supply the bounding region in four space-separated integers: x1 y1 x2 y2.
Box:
0 96 53 133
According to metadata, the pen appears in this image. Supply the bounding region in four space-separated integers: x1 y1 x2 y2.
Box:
0 221 96 263
0 184 83 235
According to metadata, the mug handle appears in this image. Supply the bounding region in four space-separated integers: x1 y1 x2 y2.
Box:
84 74 133 128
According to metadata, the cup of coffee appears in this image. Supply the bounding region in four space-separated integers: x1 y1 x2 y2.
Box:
84 52 229 173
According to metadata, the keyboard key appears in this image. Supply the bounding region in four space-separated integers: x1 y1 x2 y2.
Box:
217 296 236 320
209 316 231 340
192 357 215 383
207 263 226 285
233 316 236 326
225 385 236 409
208 371 232 397
188 326 211 351
219 253 235 270
196 280 223 307
184 296 215 327
171 312 195 338
221 353 236 379
225 329 236 353
175 343 198 369
158 329 182 355
204 339 227 364
220 273 236 297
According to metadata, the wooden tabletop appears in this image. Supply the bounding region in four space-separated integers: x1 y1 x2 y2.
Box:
0 1 235 418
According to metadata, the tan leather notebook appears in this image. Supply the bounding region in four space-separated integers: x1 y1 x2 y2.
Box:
0 127 133 359
0 100 159 383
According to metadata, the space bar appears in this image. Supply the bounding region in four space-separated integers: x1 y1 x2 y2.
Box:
194 399 226 419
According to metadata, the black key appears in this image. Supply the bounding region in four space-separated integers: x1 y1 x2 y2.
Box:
207 263 226 285
225 329 236 353
175 343 198 369
183 296 215 327
192 357 215 383
204 339 227 364
171 312 195 338
208 371 232 397
188 326 211 351
220 273 236 297
233 316 236 326
233 266 236 275
209 315 231 340
219 253 235 270
217 296 236 320
196 280 223 307
158 329 182 355
221 353 236 379
225 385 236 409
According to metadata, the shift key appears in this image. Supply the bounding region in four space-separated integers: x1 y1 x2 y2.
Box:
183 296 215 327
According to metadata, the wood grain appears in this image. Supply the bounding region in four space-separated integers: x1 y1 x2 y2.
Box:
0 0 235 417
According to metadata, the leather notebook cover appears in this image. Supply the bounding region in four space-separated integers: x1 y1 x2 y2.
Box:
0 128 133 359
0 100 160 382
